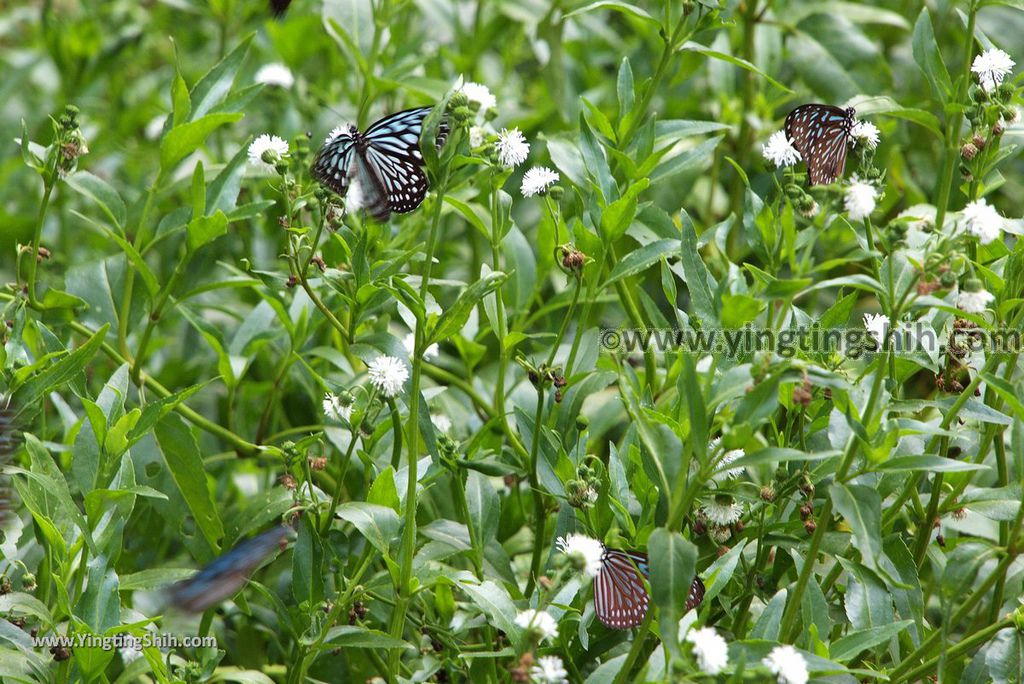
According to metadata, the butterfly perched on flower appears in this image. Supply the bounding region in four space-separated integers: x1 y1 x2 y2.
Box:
311 106 448 222
167 524 290 612
785 104 856 186
594 546 705 629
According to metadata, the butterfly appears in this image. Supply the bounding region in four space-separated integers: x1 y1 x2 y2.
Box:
167 524 290 612
311 106 448 222
594 546 705 629
785 104 856 186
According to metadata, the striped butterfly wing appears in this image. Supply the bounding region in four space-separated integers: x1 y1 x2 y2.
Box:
594 548 706 629
364 106 449 217
594 548 650 629
167 524 290 612
785 104 855 185
311 129 357 198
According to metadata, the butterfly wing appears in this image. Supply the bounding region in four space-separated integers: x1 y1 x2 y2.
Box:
311 130 357 197
785 104 854 185
594 549 650 629
686 576 706 612
364 106 448 215
167 525 289 612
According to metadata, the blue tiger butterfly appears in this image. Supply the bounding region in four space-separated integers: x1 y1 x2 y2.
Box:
312 106 448 222
785 104 856 186
595 546 705 629
167 524 290 612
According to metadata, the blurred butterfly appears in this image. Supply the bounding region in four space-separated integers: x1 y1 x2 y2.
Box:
167 525 290 612
312 106 448 222
785 104 856 186
594 547 705 629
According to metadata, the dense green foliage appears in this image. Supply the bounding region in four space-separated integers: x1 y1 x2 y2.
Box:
3 0 1024 682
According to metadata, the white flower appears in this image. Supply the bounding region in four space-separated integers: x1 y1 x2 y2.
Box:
461 82 497 113
762 645 809 684
254 62 295 88
844 178 877 221
863 313 890 346
972 48 1015 93
555 533 604 578
701 499 742 526
469 125 488 148
711 526 732 543
119 637 143 664
144 114 167 141
431 413 452 434
850 120 880 149
402 332 439 361
367 355 409 397
762 131 801 168
496 127 530 167
514 609 558 643
530 655 568 684
686 626 729 675
709 438 744 481
521 166 560 197
247 134 289 172
323 392 353 422
962 199 1003 245
326 123 355 144
958 288 995 314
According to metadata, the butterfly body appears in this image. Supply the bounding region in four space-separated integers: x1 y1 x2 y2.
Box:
594 546 705 629
312 106 447 222
785 104 856 185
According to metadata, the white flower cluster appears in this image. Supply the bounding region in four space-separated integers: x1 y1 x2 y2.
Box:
844 178 877 221
247 134 289 172
763 645 809 684
962 198 1003 245
972 48 1015 93
514 608 558 643
762 131 801 168
555 533 604 577
367 355 409 397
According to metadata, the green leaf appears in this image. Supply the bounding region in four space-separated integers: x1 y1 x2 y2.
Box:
981 373 1024 422
600 178 649 241
465 471 499 551
564 1 659 26
154 414 225 552
751 588 787 640
831 484 883 571
678 209 717 324
616 57 634 123
12 324 108 410
602 239 678 288
292 515 324 605
648 528 697 659
720 293 766 328
65 171 127 230
680 42 792 92
125 382 209 447
912 8 952 101
187 210 229 252
190 160 206 219
189 34 253 120
171 68 190 126
427 271 508 345
336 502 400 556
76 556 120 634
831 620 914 662
160 113 243 171
323 626 411 649
874 456 988 473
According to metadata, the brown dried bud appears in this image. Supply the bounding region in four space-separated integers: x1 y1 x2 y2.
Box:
804 520 817 535
560 244 586 271
936 533 945 547
733 520 745 533
993 122 1005 137
286 274 298 288
716 545 730 558
279 473 297 490
972 133 986 149
51 646 71 661
917 278 940 296
953 507 967 520
309 456 327 471
961 142 978 161
693 519 707 536
311 255 327 272
36 246 51 261
759 485 776 502
793 383 812 407
800 503 813 520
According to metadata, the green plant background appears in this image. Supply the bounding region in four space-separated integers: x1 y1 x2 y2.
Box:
2 0 1024 682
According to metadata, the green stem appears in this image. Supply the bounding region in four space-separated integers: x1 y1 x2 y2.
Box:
524 386 547 599
132 250 190 384
388 175 447 672
894 617 1013 684
26 180 55 307
933 3 978 232
779 357 886 642
119 172 163 357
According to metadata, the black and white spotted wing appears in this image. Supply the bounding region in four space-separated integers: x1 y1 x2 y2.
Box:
311 106 448 221
785 104 855 186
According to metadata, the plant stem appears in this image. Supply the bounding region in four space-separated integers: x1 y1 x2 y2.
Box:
778 357 886 642
119 173 163 358
933 2 978 232
26 180 55 307
524 385 547 599
131 250 190 384
388 176 447 671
